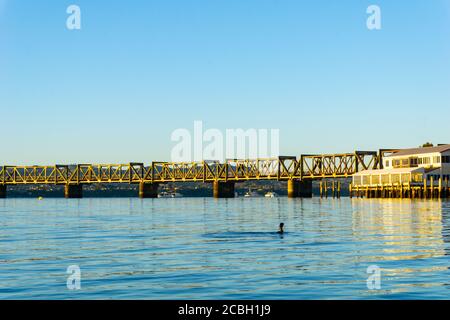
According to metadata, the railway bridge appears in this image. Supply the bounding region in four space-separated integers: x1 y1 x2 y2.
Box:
0 151 389 198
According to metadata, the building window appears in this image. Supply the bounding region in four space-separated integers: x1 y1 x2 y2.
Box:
363 175 370 185
372 175 380 184
393 160 401 168
353 176 361 186
401 173 410 183
412 173 423 183
391 174 400 184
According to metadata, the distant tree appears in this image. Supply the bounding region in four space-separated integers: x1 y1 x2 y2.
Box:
421 142 433 147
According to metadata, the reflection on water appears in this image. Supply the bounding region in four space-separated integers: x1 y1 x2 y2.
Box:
352 199 446 261
351 199 450 297
0 198 449 299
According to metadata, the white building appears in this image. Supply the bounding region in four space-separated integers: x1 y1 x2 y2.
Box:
352 144 450 187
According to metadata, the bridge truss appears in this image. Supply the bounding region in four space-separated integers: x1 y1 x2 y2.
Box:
0 151 380 185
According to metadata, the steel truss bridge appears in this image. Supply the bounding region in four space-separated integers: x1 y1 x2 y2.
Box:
1 151 383 185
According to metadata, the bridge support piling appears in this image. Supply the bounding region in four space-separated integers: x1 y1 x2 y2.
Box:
0 185 6 198
64 184 83 199
288 179 312 198
319 181 323 198
332 181 336 198
337 181 341 198
139 182 159 198
213 181 235 198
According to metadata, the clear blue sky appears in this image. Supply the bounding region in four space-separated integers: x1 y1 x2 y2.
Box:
1 0 450 164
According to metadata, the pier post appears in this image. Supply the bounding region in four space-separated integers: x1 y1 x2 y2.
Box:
139 182 159 198
423 179 427 199
349 183 352 199
446 177 449 198
431 176 434 199
337 181 341 198
331 180 336 199
320 181 323 198
64 184 83 199
213 181 235 198
0 185 6 198
287 179 312 198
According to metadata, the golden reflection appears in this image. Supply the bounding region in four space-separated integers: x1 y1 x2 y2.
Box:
351 199 446 264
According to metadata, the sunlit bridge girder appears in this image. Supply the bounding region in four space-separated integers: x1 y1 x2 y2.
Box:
0 152 381 185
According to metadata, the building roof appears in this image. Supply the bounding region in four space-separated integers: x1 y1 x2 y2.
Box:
385 144 450 157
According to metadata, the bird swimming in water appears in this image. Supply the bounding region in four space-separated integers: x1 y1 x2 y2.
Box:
277 223 284 234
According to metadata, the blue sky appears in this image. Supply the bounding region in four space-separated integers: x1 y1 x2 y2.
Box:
1 0 450 164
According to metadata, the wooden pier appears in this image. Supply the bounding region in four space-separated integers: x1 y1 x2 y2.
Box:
350 177 450 199
319 180 342 199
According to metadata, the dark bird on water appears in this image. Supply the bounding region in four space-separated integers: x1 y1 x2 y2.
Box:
277 223 284 234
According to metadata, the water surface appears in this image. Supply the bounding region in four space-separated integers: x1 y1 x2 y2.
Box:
0 198 449 299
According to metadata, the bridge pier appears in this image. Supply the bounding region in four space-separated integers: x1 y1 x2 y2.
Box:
213 181 235 198
64 184 83 198
0 185 6 198
288 179 312 198
139 182 159 198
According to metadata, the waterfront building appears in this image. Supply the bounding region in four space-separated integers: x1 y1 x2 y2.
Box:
351 144 450 198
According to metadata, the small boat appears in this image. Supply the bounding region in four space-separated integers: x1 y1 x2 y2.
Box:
170 192 183 198
264 191 278 198
158 192 183 198
244 190 262 198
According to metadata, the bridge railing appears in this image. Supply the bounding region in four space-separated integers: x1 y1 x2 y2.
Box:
0 163 147 185
300 151 379 179
150 161 207 182
0 151 382 185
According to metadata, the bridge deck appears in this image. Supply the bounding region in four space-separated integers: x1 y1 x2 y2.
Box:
0 152 380 185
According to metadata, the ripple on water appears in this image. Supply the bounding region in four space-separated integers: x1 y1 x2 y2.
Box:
0 198 449 299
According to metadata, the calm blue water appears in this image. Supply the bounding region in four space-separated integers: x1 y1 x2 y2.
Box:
0 197 449 299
